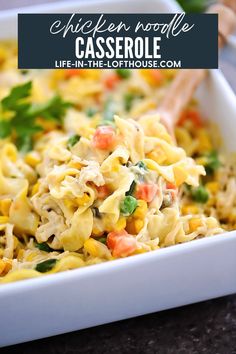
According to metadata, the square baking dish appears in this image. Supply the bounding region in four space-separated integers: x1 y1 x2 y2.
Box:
0 0 236 347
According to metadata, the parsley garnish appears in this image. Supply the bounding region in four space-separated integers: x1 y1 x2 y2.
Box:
125 180 137 196
67 134 81 148
35 259 57 273
0 81 71 152
35 242 53 253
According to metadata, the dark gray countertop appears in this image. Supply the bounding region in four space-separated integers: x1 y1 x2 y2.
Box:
1 1 236 353
3 295 236 353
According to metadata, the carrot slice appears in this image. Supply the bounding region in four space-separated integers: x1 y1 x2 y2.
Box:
65 69 82 79
136 183 158 203
104 73 120 90
96 185 110 199
92 126 116 150
178 109 204 127
107 230 137 257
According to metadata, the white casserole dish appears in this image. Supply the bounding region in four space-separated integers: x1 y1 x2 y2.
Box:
0 0 236 347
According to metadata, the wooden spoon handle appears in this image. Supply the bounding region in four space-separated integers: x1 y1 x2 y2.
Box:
220 0 236 14
208 3 236 47
158 69 206 127
157 4 236 128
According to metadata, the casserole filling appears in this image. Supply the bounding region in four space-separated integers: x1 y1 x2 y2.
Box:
0 41 235 283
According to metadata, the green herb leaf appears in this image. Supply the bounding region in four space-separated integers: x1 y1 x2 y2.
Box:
97 237 107 244
0 82 71 152
86 107 98 118
35 242 53 253
116 69 131 79
1 81 32 111
120 195 138 216
27 95 71 123
177 0 207 13
92 207 101 219
0 120 11 138
191 185 209 203
124 93 135 112
21 70 29 75
125 180 137 196
135 161 147 171
103 98 116 122
35 259 57 273
67 134 81 147
16 135 33 153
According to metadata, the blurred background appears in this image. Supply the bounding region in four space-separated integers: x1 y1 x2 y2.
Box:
0 0 235 93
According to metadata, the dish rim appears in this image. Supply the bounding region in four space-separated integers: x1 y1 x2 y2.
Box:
0 0 236 294
1 231 236 293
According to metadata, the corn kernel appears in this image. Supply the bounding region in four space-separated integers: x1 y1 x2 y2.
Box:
36 118 57 132
50 69 66 88
26 251 38 262
84 238 98 257
197 129 212 153
181 205 199 215
68 161 83 169
92 226 103 237
111 159 120 172
134 219 144 233
189 218 202 233
126 219 136 235
17 249 25 261
175 127 196 156
31 182 40 196
205 181 219 194
0 259 5 275
114 217 126 231
229 208 236 223
0 46 7 64
4 259 12 274
0 216 9 224
206 217 218 229
84 238 110 259
0 199 11 216
13 236 19 249
76 193 90 206
86 69 101 80
207 196 216 207
195 157 208 166
139 69 163 86
133 248 147 255
0 259 12 275
24 151 41 168
133 200 148 219
163 69 177 79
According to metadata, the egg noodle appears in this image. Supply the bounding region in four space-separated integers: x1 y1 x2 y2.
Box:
0 41 234 284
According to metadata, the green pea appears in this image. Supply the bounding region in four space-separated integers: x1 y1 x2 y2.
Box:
35 259 57 273
205 151 220 175
191 185 209 203
120 196 138 216
116 69 131 79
